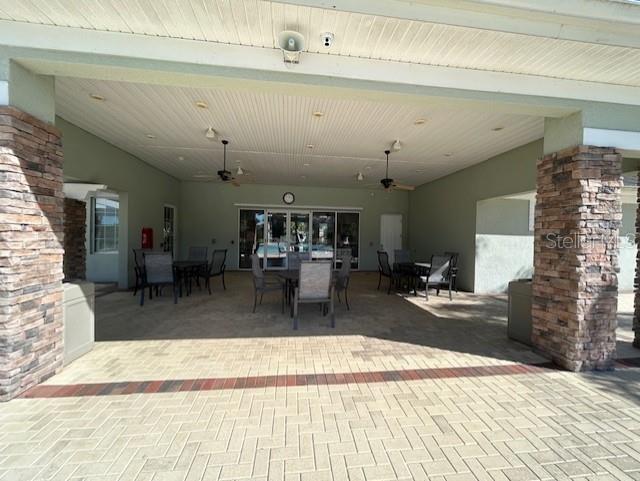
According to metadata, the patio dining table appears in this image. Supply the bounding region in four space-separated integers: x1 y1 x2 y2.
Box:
173 260 208 297
394 261 431 292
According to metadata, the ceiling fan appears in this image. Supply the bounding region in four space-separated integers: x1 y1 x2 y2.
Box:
380 149 414 191
216 139 241 187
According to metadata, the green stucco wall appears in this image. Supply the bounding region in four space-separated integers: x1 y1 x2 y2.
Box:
179 182 409 271
408 139 542 291
59 117 181 287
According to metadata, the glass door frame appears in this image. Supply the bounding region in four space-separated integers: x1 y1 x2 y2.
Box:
237 207 360 271
288 210 312 261
264 209 289 270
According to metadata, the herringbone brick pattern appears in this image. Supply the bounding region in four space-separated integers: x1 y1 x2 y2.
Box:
2 369 640 480
1 275 638 479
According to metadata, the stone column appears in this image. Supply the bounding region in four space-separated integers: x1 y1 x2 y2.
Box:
63 198 87 281
532 145 622 371
0 107 64 401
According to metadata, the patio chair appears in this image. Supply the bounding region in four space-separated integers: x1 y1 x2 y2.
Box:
287 251 303 271
132 248 149 296
444 251 459 293
140 252 177 306
293 261 335 330
416 254 453 300
335 254 352 310
201 249 227 294
251 254 284 313
186 246 209 291
377 250 397 294
393 249 413 289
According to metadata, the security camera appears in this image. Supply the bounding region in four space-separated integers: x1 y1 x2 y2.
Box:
321 32 334 48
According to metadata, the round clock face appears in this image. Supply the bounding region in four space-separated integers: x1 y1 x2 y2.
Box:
283 192 295 205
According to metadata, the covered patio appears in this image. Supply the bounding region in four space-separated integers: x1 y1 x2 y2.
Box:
2 0 640 479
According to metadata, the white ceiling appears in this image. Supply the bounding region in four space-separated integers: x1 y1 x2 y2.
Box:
56 76 543 187
2 0 640 87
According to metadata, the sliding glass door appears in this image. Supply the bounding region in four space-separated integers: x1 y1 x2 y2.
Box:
265 211 288 269
289 211 310 256
312 212 335 261
238 208 359 270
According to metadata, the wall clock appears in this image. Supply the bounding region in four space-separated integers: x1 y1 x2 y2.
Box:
283 192 295 205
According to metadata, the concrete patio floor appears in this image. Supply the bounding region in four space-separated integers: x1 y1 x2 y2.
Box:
1 273 640 481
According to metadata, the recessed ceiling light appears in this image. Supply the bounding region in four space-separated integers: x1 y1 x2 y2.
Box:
89 93 105 101
303 163 311 167
195 100 208 109
312 111 324 118
444 153 453 157
146 134 156 139
492 126 504 131
306 144 314 149
414 118 426 125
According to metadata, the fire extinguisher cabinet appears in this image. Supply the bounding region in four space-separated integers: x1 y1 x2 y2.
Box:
141 227 153 249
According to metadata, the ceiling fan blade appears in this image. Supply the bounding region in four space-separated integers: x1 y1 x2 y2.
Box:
392 183 415 191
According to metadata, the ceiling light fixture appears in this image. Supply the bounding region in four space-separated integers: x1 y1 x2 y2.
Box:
146 134 156 139
306 144 314 149
236 166 244 176
312 111 324 118
357 172 364 181
392 140 402 152
89 93 105 101
414 118 426 125
195 101 208 109
205 127 217 140
303 163 311 167
178 156 184 161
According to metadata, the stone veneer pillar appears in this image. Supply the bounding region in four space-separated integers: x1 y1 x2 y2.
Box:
0 106 64 401
63 198 86 281
532 145 622 371
634 172 640 349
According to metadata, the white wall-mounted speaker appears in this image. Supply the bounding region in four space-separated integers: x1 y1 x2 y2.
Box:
277 30 305 64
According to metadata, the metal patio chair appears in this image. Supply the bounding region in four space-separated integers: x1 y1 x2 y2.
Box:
201 249 227 294
377 250 397 294
251 253 284 313
415 254 453 300
335 254 352 310
292 261 335 330
140 252 177 306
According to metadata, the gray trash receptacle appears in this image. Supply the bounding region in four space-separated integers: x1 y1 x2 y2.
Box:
507 279 532 346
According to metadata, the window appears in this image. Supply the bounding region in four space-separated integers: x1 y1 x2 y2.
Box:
92 197 119 253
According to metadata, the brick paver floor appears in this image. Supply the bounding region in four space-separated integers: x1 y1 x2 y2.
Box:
1 273 639 481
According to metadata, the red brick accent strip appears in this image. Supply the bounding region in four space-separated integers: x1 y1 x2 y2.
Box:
533 145 622 371
20 362 560 398
0 107 64 401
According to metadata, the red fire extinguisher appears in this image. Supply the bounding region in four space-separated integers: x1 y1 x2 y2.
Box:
141 227 153 249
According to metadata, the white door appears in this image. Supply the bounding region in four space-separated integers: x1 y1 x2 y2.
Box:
380 214 403 264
